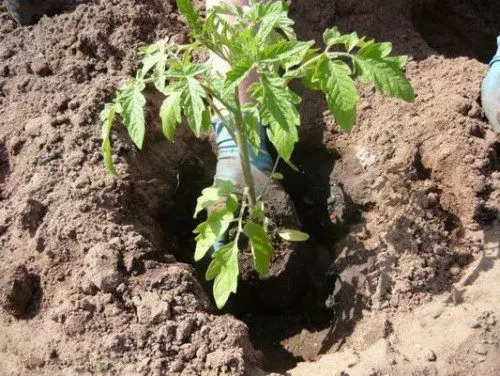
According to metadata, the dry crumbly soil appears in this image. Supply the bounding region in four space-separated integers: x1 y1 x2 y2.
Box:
0 0 499 376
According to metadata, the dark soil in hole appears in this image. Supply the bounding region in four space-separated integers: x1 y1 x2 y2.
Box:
236 144 366 372
281 144 345 247
413 0 500 63
0 140 9 187
241 237 369 373
157 139 327 312
488 141 500 172
242 294 332 373
157 150 216 265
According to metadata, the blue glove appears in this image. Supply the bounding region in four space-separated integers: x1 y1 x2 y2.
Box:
481 36 500 133
211 116 273 250
212 117 273 184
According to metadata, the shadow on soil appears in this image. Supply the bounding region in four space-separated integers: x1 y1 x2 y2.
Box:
236 140 368 373
412 0 500 63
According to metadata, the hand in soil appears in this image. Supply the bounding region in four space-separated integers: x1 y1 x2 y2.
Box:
211 116 300 250
481 35 500 133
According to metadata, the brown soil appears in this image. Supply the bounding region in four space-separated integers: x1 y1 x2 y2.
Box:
0 1 499 376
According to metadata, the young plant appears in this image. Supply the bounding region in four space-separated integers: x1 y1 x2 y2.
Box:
100 0 414 308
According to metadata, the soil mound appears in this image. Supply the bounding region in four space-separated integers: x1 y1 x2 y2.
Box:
0 1 261 375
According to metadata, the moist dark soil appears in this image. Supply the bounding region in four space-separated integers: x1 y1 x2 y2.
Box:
0 0 500 375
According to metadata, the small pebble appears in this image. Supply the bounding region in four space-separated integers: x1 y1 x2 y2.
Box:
486 315 496 326
469 321 481 329
449 264 461 277
170 360 184 372
456 100 472 115
426 350 437 361
31 59 52 77
474 343 488 355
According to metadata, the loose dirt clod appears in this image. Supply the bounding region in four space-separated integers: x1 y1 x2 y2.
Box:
18 198 46 234
84 242 123 293
0 264 34 317
474 343 488 356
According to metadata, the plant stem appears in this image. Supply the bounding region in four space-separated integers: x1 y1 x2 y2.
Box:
206 96 238 142
235 189 248 243
233 88 257 209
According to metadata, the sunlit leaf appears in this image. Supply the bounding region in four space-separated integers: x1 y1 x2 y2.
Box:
278 229 310 242
194 208 234 261
244 222 274 275
205 241 239 309
118 80 146 149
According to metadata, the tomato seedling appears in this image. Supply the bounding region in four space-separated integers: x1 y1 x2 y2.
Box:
101 0 414 308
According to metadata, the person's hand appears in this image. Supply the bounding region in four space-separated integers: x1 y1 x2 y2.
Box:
481 36 500 133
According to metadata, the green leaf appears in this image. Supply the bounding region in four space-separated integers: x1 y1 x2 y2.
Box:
243 107 261 155
194 180 235 218
286 159 299 171
224 59 253 95
194 187 222 218
323 27 341 45
354 43 414 102
282 45 318 71
210 2 240 17
226 193 239 213
295 64 322 90
258 73 300 161
140 40 166 77
193 208 234 261
201 107 212 132
270 172 283 180
386 55 408 69
214 179 234 194
100 103 118 176
181 77 206 136
138 39 170 91
314 56 358 132
278 229 310 242
212 77 238 114
118 81 146 149
154 72 167 93
176 0 200 32
346 32 359 52
375 42 392 57
255 3 295 42
266 119 298 163
251 201 265 219
160 91 182 141
260 40 314 63
244 222 274 275
205 241 239 309
183 61 212 77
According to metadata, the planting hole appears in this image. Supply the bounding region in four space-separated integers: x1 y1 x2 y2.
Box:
149 137 357 372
